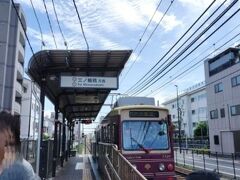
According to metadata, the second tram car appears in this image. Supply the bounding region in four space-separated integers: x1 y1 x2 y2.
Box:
95 103 176 180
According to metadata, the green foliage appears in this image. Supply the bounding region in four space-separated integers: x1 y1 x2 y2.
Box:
194 122 208 137
43 132 50 140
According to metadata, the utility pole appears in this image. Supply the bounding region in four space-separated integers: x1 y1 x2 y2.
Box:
175 85 182 153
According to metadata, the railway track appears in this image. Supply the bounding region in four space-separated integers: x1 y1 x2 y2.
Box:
175 166 192 179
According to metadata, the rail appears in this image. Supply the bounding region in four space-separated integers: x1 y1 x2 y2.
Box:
97 142 147 180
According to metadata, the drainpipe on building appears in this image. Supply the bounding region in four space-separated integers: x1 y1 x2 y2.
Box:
227 104 232 130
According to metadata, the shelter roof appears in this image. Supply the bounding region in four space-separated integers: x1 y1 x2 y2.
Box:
28 50 132 121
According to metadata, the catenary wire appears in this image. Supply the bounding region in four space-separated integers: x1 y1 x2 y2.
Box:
129 0 237 95
29 0 45 49
51 0 68 49
120 0 175 84
120 0 163 83
126 0 228 95
11 0 36 59
147 30 240 97
125 0 218 94
72 0 89 50
42 0 58 48
132 7 240 96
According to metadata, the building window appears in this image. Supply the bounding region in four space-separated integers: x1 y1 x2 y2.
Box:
220 108 225 118
191 97 194 102
214 82 223 93
214 135 219 145
192 122 196 128
232 75 240 87
209 51 237 76
23 87 27 93
172 115 175 119
231 105 240 116
172 104 175 109
192 110 195 115
210 109 218 119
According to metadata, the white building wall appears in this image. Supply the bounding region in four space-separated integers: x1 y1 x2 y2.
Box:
20 78 41 140
204 47 240 154
162 82 207 137
0 1 26 115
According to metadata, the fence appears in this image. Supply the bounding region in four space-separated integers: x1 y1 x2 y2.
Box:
21 139 37 169
174 148 240 179
96 142 147 180
174 137 210 149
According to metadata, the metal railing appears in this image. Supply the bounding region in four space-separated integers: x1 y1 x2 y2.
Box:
97 142 147 180
174 148 240 179
173 137 210 149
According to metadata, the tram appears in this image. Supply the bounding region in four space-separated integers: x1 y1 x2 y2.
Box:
95 98 176 180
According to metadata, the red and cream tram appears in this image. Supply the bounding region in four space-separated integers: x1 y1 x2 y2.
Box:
95 103 176 180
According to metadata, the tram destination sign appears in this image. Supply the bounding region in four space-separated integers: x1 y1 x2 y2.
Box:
60 76 118 89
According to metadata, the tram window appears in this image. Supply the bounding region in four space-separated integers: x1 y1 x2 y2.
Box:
122 121 169 150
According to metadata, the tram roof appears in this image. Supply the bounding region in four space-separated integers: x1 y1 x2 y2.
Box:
28 50 132 122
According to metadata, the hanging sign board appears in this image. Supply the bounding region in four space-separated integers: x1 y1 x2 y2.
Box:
60 76 118 89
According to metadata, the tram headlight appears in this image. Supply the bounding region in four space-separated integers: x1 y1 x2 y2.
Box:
159 163 165 171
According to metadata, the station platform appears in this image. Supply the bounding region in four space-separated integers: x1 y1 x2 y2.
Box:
53 154 101 180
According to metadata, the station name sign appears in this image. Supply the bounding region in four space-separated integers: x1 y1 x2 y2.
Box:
60 76 118 89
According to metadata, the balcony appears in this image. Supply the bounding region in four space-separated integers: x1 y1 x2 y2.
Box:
14 101 21 115
17 61 24 80
18 43 25 64
15 81 23 97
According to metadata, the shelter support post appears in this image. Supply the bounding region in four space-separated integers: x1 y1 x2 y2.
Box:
52 104 59 177
58 122 62 162
68 124 72 158
37 80 45 176
61 114 66 167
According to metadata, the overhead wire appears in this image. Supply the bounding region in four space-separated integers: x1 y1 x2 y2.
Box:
125 0 225 95
72 0 89 50
11 0 36 58
51 0 68 49
120 0 175 84
120 0 163 83
128 0 238 95
132 5 240 96
29 0 45 49
147 28 240 97
125 0 218 94
42 0 58 48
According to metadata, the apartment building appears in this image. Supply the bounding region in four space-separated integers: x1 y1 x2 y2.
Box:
162 82 207 137
204 47 240 154
0 0 26 115
20 78 41 140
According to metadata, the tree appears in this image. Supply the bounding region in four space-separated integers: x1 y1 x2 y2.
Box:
194 122 208 138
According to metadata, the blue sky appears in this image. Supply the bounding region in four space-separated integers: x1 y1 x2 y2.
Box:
15 0 240 132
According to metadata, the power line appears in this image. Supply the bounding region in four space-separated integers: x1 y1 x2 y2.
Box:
129 0 238 95
120 0 175 84
42 0 57 48
29 0 45 49
133 6 240 96
125 0 218 94
51 0 68 49
147 30 240 97
72 0 89 50
120 0 163 83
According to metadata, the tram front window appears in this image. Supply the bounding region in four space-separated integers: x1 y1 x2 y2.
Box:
122 121 169 151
